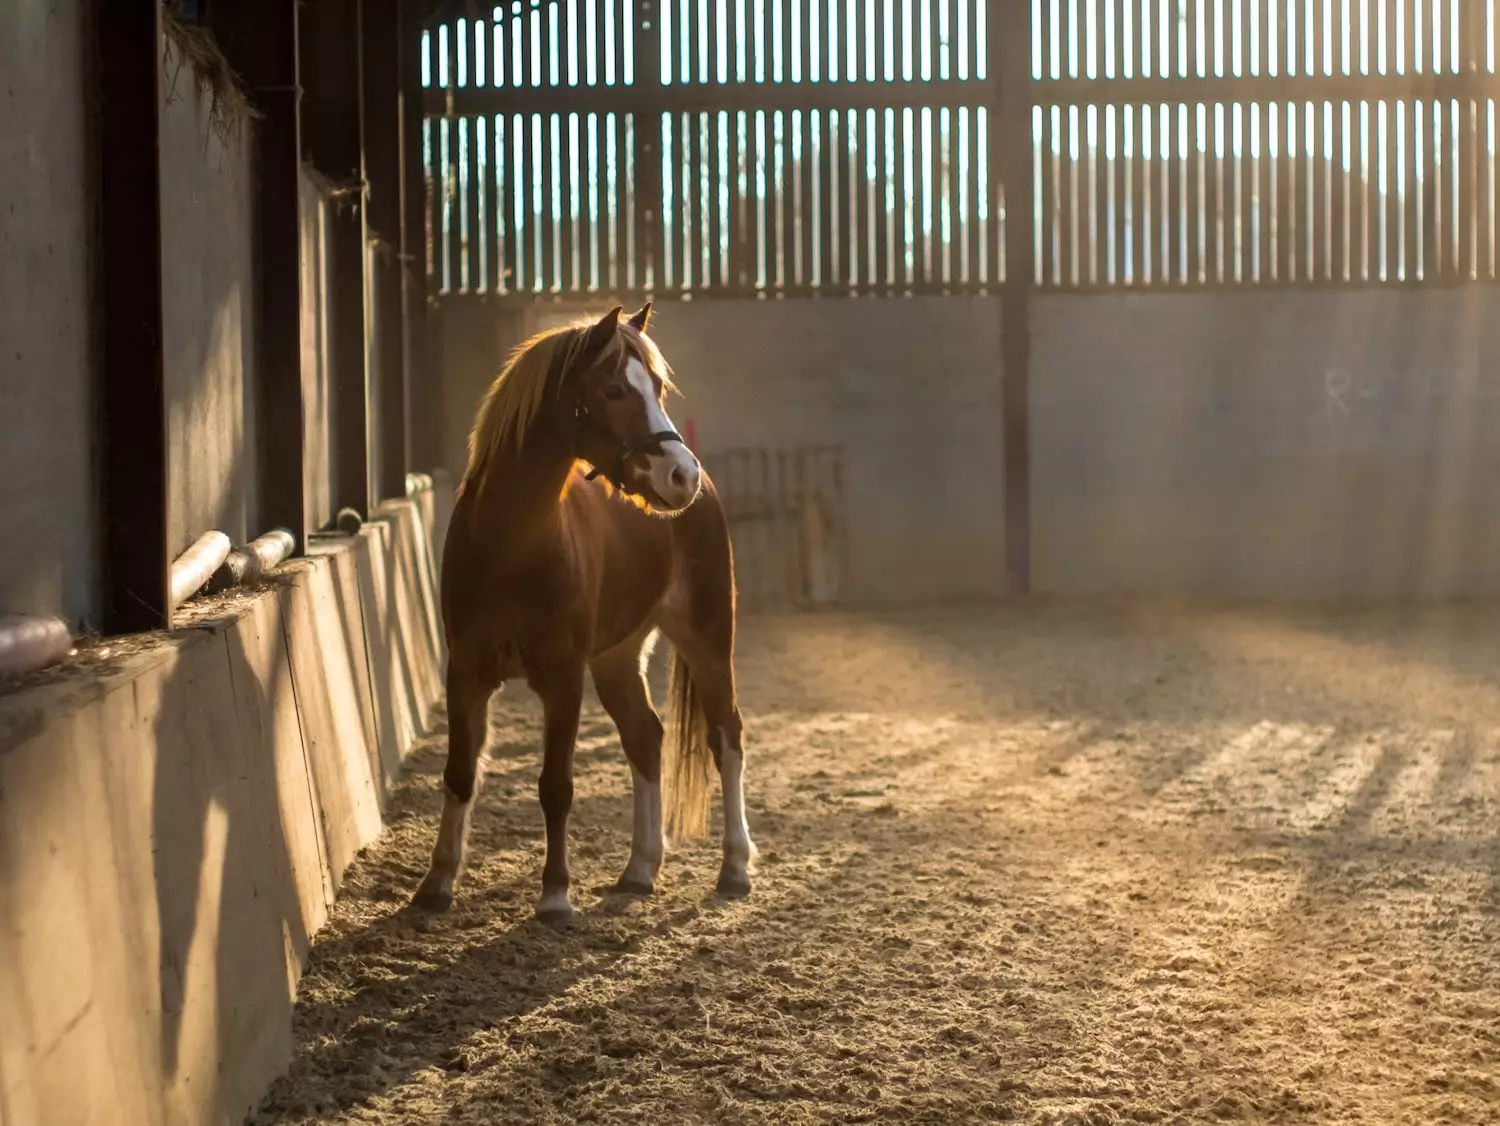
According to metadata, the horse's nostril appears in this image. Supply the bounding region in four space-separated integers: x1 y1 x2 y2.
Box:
669 466 687 489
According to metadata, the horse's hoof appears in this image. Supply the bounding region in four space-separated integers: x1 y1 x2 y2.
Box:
715 872 752 899
411 889 454 913
612 876 655 897
535 891 574 925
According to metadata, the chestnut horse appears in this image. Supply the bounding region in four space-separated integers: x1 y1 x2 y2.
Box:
413 303 755 922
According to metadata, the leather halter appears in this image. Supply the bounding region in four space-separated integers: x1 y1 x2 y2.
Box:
574 397 684 488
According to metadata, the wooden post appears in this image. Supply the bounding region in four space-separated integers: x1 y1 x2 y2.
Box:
638 0 665 294
212 0 307 549
303 0 373 520
992 0 1035 593
401 0 440 473
97 0 170 631
365 0 409 501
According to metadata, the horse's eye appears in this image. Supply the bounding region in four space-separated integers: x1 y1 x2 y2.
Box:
602 384 625 402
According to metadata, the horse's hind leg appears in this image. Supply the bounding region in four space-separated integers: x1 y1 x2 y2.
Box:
667 626 756 898
590 630 665 895
413 658 498 911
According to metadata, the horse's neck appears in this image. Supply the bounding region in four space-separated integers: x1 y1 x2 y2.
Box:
469 416 576 538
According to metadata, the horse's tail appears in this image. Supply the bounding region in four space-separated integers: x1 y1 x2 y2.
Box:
662 649 713 840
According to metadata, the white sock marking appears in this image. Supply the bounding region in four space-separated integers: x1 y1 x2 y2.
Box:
621 767 664 886
719 744 755 878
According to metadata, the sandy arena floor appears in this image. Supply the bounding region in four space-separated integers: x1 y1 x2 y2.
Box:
253 601 1500 1125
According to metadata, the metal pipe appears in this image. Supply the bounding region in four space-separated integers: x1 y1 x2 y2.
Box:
207 528 297 593
0 614 72 680
405 471 433 496
169 530 232 610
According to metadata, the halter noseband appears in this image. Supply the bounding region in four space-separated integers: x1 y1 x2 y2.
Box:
574 397 685 488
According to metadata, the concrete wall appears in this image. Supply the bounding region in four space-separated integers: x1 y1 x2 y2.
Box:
159 35 262 555
437 284 1500 603
0 3 99 629
1031 289 1500 598
0 487 445 1126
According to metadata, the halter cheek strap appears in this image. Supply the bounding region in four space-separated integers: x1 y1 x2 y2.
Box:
574 399 685 488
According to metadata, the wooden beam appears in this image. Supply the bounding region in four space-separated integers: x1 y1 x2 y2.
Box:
211 0 307 548
97 0 170 632
401 0 441 473
365 0 409 501
993 0 1034 594
303 0 373 520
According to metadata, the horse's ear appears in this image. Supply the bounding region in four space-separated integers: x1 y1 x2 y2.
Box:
627 301 653 333
583 306 623 355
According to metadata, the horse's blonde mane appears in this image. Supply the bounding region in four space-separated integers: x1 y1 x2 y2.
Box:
461 316 676 494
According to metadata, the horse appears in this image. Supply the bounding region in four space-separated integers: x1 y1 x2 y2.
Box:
412 303 756 923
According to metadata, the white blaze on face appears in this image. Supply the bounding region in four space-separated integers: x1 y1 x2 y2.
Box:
625 357 701 510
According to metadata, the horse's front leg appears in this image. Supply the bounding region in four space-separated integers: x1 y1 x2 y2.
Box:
532 661 586 923
413 659 498 911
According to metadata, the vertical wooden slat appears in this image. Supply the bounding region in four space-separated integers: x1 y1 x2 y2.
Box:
1133 102 1149 283
1058 107 1073 284
783 0 795 84
1486 99 1496 281
749 107 764 288
704 112 716 287
1187 102 1202 282
1207 102 1223 282
847 107 862 288
967 105 984 285
1107 103 1121 284
929 104 944 287
1230 101 1245 281
1256 102 1272 281
1380 99 1396 281
679 110 692 288
1168 104 1183 283
1421 99 1438 279
1460 97 1477 280
897 107 912 287
709 110 723 288
507 113 524 292
1296 100 1312 280
1400 0 1416 76
825 108 841 288
873 108 890 287
587 111 600 290
801 109 817 289
1331 98 1347 280
1352 99 1369 280
1290 97 1306 280
1278 100 1295 280
444 115 460 293
1185 0 1199 77
1092 105 1107 283
1402 98 1419 280
464 117 479 292
564 113 580 291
